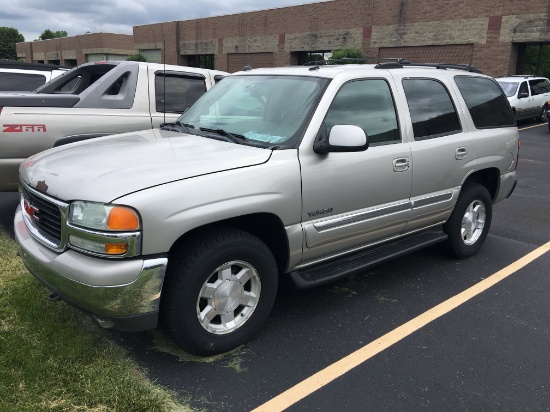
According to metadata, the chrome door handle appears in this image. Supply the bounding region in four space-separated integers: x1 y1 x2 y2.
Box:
455 147 468 160
393 157 410 172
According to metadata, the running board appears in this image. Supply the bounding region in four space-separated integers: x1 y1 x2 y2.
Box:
287 230 448 289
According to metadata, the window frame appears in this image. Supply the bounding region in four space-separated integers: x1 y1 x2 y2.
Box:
402 77 463 141
454 75 516 130
322 77 402 147
154 71 207 114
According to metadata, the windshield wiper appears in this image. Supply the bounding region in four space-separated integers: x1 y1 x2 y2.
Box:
160 121 190 134
199 127 246 144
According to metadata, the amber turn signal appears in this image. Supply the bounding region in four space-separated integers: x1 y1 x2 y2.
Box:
105 243 129 254
107 207 139 230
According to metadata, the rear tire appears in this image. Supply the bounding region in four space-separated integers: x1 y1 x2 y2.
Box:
444 183 492 258
160 228 278 356
538 106 548 123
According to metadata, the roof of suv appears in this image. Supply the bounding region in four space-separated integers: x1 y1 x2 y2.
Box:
233 62 486 79
497 75 549 83
0 60 70 71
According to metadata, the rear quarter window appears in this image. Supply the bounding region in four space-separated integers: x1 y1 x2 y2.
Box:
455 76 516 129
155 74 207 113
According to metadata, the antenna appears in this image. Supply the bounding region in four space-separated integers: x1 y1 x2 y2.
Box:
163 39 166 125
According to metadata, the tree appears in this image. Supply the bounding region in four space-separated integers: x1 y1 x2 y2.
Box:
125 53 147 62
0 27 24 60
37 29 68 41
329 48 365 64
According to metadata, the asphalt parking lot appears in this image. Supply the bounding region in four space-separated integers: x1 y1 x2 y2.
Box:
1 120 549 411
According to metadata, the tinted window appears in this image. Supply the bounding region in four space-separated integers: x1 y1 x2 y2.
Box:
455 76 516 128
529 78 550 95
0 72 46 91
518 81 529 96
324 79 400 145
403 79 461 140
155 75 206 113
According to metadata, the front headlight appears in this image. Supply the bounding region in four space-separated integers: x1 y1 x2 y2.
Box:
69 201 140 231
67 201 141 257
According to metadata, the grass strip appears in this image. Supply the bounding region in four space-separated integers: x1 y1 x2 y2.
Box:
0 230 190 412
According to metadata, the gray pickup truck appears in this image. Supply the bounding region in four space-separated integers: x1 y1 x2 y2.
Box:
15 61 519 356
0 60 227 191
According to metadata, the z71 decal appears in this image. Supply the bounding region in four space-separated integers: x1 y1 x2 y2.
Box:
3 124 47 133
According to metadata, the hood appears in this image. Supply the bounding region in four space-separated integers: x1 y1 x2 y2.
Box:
20 128 272 202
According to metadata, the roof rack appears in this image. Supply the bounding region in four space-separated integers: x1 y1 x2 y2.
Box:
303 58 482 74
374 61 482 73
303 57 410 66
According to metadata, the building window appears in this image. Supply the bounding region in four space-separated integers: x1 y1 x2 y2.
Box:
187 55 214 69
293 51 332 65
516 44 550 78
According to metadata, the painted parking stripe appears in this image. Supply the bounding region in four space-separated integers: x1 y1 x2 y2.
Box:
252 241 550 412
518 123 545 131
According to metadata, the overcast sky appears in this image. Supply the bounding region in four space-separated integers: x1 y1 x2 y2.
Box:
1 0 331 42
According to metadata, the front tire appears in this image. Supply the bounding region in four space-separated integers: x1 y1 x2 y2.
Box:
160 228 278 356
444 183 492 258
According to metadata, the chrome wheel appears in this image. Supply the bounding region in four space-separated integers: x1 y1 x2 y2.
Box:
197 260 261 335
460 200 486 245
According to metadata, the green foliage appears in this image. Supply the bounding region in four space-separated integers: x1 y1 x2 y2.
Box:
329 48 365 64
126 53 147 62
0 230 187 412
0 27 24 60
37 29 68 41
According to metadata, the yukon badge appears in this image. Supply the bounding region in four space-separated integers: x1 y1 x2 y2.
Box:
308 208 333 217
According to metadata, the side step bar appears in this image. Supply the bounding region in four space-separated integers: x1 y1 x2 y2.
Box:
287 230 448 290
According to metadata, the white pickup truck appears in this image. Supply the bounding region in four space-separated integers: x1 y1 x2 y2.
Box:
0 61 227 191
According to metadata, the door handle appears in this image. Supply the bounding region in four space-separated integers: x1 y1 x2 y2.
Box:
393 157 410 172
455 147 468 160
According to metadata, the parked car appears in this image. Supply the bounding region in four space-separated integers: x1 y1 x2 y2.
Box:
0 61 68 91
15 61 519 356
496 75 550 122
0 60 228 191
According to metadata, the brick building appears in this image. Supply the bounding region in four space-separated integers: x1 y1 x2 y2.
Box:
17 0 550 77
17 33 135 67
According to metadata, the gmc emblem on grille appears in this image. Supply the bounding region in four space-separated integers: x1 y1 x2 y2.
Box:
23 199 40 222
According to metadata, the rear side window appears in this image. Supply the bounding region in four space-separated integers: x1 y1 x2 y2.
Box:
455 76 515 129
529 78 550 95
0 72 46 91
324 79 400 145
155 74 207 113
402 79 461 140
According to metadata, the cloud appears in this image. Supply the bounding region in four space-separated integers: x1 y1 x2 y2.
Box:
0 0 331 42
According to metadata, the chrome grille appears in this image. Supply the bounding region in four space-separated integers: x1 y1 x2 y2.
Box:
21 183 67 249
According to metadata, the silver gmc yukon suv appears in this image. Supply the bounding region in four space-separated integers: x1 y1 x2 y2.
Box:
15 61 519 356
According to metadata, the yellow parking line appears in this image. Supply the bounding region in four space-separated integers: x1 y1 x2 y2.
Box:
252 241 550 412
518 123 546 131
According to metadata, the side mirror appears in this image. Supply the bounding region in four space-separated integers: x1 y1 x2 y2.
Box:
314 125 369 154
518 92 529 99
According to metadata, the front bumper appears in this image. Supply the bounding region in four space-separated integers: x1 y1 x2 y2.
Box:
14 205 168 332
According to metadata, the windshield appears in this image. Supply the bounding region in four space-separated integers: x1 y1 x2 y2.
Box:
178 75 329 147
497 81 519 97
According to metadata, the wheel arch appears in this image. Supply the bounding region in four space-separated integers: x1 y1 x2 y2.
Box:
168 212 290 276
462 168 499 202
